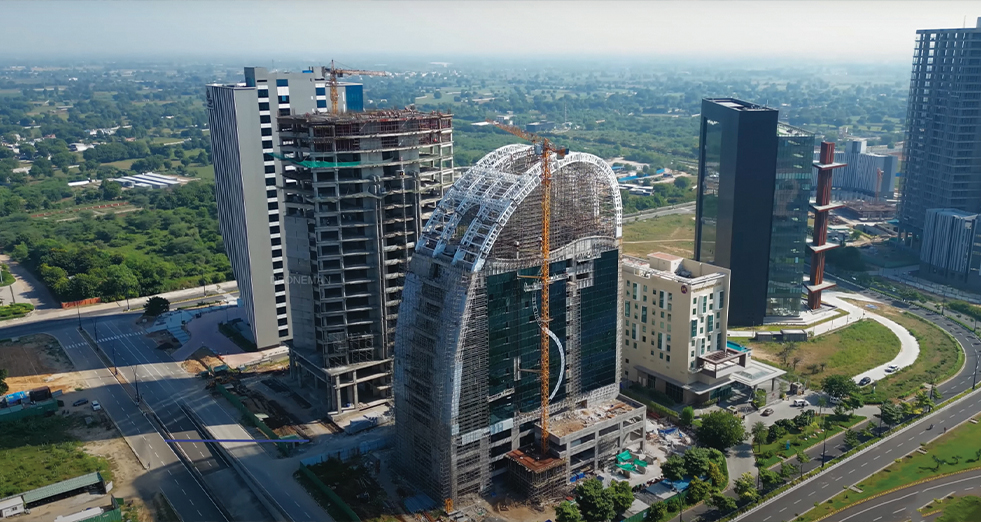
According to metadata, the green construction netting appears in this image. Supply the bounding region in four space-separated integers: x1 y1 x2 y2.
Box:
271 152 363 168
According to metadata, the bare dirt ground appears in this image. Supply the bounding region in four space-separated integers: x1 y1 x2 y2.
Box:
0 333 82 394
179 346 222 374
147 330 181 356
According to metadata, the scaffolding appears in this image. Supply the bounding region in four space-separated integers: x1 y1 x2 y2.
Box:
504 448 567 502
395 144 624 504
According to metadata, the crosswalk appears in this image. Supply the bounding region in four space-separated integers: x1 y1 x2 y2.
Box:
63 331 144 350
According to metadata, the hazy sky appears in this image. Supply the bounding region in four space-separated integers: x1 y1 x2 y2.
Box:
1 1 979 63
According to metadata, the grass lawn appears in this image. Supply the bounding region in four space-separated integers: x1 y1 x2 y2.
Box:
843 300 964 402
747 320 900 380
930 496 981 522
797 415 981 522
754 414 867 468
187 164 214 181
621 213 696 258
104 158 136 170
0 415 113 497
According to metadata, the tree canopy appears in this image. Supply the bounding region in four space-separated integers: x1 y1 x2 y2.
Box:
696 410 747 451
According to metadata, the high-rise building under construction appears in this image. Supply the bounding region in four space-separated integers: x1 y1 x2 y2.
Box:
277 109 456 414
394 145 643 503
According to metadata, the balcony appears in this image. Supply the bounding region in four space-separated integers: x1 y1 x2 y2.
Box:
698 346 750 379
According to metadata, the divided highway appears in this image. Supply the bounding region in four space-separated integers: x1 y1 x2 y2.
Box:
733 276 981 521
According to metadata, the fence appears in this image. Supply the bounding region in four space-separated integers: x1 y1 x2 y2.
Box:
213 383 290 455
296 464 361 522
61 297 102 309
301 436 393 466
0 399 59 423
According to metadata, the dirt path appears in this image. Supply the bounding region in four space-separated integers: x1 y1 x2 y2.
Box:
0 253 59 310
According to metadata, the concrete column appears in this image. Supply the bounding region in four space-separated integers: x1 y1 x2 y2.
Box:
352 370 360 407
334 376 342 412
771 378 776 391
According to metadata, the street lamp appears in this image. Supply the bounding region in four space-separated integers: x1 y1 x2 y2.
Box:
973 349 979 391
76 305 82 328
821 418 831 468
134 366 140 403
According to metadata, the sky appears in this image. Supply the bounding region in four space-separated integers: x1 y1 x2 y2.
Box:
1 1 979 63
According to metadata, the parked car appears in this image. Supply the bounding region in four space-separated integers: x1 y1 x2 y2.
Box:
726 406 744 419
72 398 88 407
828 394 842 405
885 364 899 373
792 399 808 407
91 401 102 411
858 377 873 387
761 408 774 416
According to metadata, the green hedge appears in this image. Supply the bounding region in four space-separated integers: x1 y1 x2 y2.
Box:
0 265 13 287
0 302 34 320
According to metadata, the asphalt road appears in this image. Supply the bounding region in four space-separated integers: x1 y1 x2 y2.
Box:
730 276 981 522
823 470 981 522
83 315 329 522
0 320 227 522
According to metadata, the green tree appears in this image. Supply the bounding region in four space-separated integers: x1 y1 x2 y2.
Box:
779 462 799 481
696 410 747 451
99 264 139 302
707 493 736 514
0 368 8 395
100 180 122 200
733 472 759 502
685 477 711 504
643 502 667 522
606 480 634 515
822 374 858 400
930 386 943 402
759 468 782 490
878 403 903 430
795 450 811 479
751 420 767 452
555 501 581 522
680 405 694 427
661 454 686 481
574 479 615 522
843 429 860 449
683 447 713 477
144 296 170 316
914 390 935 414
707 461 726 490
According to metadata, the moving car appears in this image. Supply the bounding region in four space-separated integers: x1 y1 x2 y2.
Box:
858 377 873 387
72 398 88 407
885 364 899 373
761 408 774 416
91 401 102 411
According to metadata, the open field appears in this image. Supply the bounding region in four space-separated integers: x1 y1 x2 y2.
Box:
0 415 113 497
798 415 981 521
843 299 964 402
926 496 981 522
747 320 900 380
0 334 81 394
622 213 696 258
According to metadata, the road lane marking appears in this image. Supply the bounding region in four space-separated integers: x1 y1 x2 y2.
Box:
886 449 892 453
779 507 787 513
966 487 975 490
893 508 904 514
794 499 801 504
167 469 172 475
763 517 771 521
822 483 830 488
848 469 855 474
873 518 881 521
862 462 868 467
808 491 815 496
874 455 881 460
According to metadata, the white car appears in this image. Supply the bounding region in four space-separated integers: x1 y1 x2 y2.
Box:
91 401 102 411
885 364 900 373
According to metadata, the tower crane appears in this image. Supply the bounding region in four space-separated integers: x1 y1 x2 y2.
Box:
489 120 568 455
319 60 388 114
875 167 884 201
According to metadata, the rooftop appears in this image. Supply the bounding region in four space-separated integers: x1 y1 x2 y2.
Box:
705 98 775 112
504 448 565 473
777 122 813 138
623 254 728 285
549 400 635 437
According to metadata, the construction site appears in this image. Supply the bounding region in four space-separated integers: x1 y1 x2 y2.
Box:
394 138 646 507
275 108 456 419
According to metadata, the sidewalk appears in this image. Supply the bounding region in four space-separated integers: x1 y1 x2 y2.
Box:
824 291 920 382
0 277 239 327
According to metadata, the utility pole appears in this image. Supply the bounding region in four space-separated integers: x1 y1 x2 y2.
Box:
94 317 99 343
821 420 830 468
135 367 140 403
113 343 117 376
76 305 82 328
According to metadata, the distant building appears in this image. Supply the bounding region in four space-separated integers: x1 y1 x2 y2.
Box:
694 98 813 326
812 139 898 200
919 208 981 291
621 253 785 404
899 18 981 243
525 121 556 132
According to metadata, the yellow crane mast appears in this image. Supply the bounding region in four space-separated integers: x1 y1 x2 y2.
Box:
489 120 568 455
320 60 388 114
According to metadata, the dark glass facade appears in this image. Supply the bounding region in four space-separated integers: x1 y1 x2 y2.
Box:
768 126 815 317
695 99 811 326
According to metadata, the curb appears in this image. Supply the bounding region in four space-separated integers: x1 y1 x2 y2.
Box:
810 465 981 522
